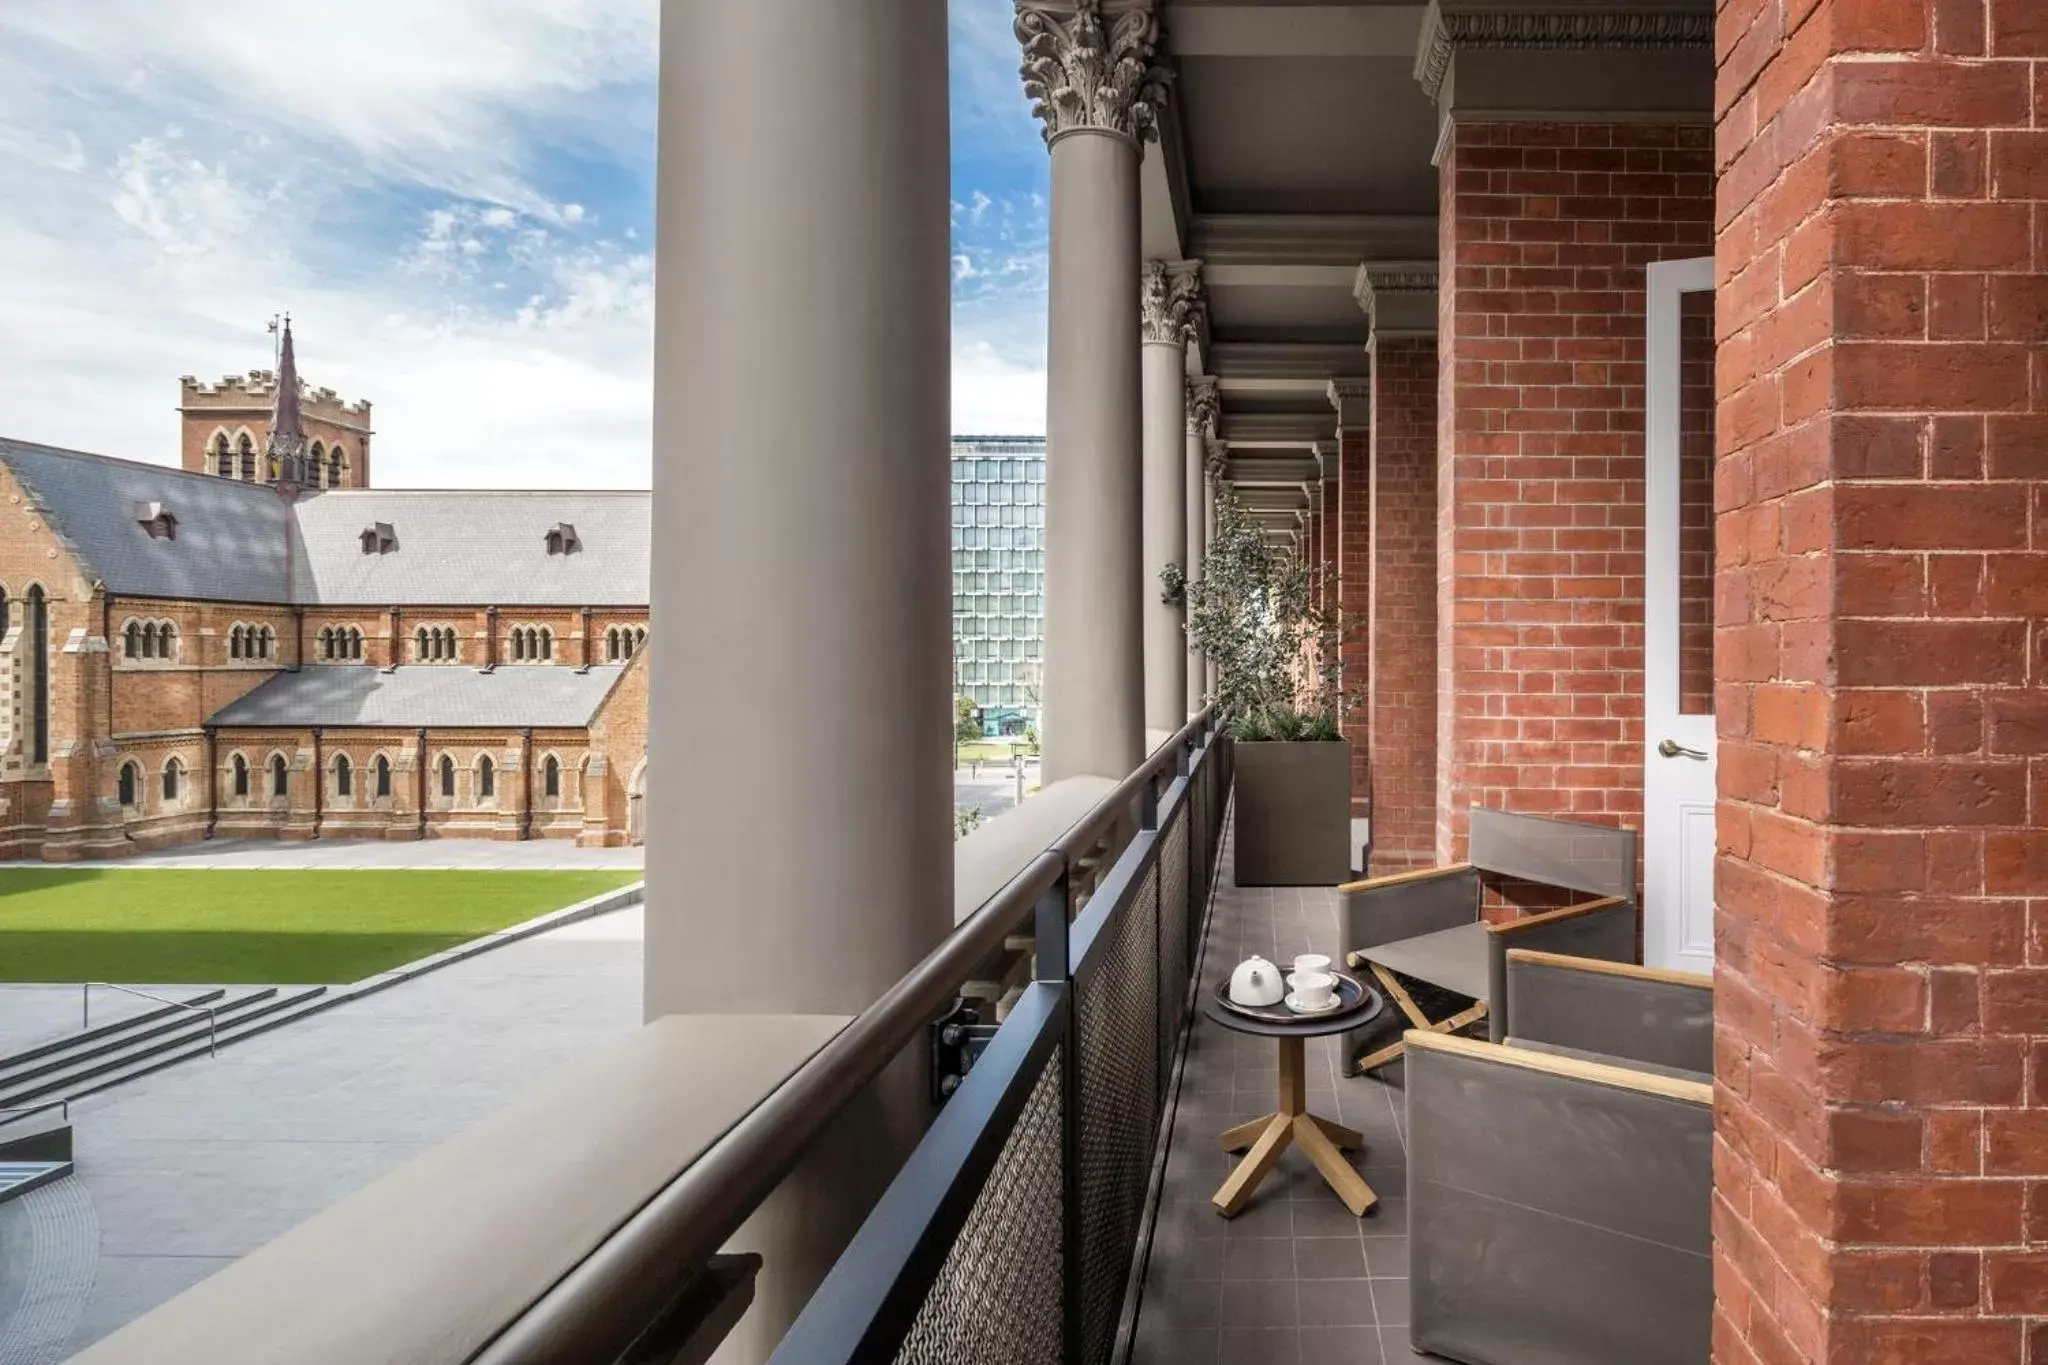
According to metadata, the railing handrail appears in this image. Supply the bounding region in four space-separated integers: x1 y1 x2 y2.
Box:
0 1098 71 1127
467 703 1217 1364
83 982 220 1058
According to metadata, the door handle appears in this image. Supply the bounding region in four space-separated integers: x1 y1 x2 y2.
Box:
1657 738 1709 761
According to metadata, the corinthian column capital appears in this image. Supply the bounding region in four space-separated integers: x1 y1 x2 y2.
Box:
1204 437 1230 485
1141 259 1205 346
1186 376 1221 438
1016 0 1173 148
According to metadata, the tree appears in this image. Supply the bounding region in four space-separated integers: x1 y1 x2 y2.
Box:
1183 487 1342 739
954 695 984 744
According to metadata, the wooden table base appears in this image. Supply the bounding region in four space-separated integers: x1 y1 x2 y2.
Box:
1212 1033 1377 1218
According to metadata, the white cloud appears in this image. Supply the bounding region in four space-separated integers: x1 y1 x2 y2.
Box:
952 342 1045 438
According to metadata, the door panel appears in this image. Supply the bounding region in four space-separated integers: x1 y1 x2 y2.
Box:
1644 257 1717 977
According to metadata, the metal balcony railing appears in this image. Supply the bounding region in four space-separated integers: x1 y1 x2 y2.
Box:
768 714 1231 1365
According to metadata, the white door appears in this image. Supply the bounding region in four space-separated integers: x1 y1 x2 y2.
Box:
1643 257 1717 976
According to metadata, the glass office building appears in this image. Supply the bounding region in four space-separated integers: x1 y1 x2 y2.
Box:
950 436 1045 723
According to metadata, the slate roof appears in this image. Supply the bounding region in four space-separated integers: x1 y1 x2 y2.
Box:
0 438 293 602
207 665 629 729
0 440 651 607
291 490 650 606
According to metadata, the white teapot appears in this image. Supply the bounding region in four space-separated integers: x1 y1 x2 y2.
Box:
1229 956 1286 1008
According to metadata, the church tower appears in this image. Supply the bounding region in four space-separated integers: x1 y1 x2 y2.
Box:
177 322 374 488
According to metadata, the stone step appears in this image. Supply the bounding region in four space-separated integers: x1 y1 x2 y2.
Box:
0 1159 71 1207
0 987 328 1108
0 988 281 1091
0 987 230 1074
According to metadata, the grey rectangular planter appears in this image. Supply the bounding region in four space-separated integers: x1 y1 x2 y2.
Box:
1233 739 1352 886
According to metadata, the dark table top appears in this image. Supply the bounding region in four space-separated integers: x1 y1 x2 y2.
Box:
1201 973 1386 1039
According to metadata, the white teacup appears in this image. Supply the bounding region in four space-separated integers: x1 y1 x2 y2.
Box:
1293 953 1332 979
1289 970 1337 1010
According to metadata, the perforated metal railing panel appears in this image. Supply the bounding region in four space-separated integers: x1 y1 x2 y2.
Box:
891 1050 1066 1365
1075 862 1160 1365
1157 812 1191 1073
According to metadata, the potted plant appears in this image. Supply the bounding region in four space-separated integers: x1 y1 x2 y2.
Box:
1185 488 1351 885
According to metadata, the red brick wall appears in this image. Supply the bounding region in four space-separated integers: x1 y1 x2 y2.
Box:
1339 429 1373 816
1370 336 1440 871
1712 2 2048 1362
1321 470 1341 624
1436 120 1716 863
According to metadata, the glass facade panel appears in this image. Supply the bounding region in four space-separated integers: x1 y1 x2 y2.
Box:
950 436 1046 723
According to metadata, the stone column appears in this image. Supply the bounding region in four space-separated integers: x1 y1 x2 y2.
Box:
1020 0 1168 781
1185 378 1218 715
1140 260 1199 735
647 1 953 1356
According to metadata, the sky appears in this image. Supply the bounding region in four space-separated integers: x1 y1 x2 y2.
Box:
0 0 1049 488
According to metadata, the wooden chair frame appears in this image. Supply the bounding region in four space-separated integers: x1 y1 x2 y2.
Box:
1346 893 1630 1073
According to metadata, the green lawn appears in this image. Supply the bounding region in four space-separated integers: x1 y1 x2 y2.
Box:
0 869 641 984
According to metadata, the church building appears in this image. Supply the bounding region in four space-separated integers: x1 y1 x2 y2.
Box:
0 324 650 861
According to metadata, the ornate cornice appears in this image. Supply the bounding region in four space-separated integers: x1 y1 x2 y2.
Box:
1186 376 1220 438
1017 1 1173 148
1141 259 1205 347
1355 264 1441 338
1414 0 1715 103
1326 379 1370 410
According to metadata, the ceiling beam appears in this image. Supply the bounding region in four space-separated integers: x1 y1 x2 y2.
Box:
1219 410 1335 447
1210 343 1369 397
1227 455 1324 486
1193 215 1439 285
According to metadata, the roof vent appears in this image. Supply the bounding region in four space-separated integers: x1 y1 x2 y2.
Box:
359 522 398 555
545 522 581 555
134 501 178 541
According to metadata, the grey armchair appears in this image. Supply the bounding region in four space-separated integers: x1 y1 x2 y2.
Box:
1403 955 1715 1365
1340 808 1638 1073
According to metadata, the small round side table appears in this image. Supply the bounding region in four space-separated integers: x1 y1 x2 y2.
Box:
1200 982 1386 1218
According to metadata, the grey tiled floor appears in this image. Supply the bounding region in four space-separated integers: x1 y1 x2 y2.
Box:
1133 850 1438 1365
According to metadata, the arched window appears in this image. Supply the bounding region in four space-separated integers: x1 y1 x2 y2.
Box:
415 626 429 660
634 626 646 650
309 441 326 488
334 754 352 798
138 622 155 659
232 753 250 798
606 627 620 660
539 627 553 661
439 754 456 798
238 432 257 481
349 628 363 660
162 756 184 802
158 621 177 661
374 754 391 798
27 586 47 765
125 620 142 658
478 755 496 800
259 626 275 659
212 432 233 477
328 447 345 488
510 629 524 662
118 760 138 808
543 755 560 798
442 628 458 661
320 627 334 659
270 754 288 797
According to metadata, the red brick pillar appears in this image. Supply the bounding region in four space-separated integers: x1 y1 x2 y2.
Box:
1713 3 2048 1362
1435 121 1714 862
1329 389 1373 822
1320 456 1341 622
1357 292 1439 873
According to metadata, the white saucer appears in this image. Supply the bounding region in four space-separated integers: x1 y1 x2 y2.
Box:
1285 991 1343 1015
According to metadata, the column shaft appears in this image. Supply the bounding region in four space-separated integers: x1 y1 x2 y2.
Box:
647 0 952 1354
1183 424 1207 716
1043 132 1144 780
1141 338 1186 733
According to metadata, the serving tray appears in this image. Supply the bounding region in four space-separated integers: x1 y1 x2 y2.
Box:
1213 970 1371 1026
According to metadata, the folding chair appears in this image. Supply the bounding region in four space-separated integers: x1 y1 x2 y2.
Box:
1339 808 1638 1073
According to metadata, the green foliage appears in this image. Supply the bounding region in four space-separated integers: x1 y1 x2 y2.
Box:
954 804 984 839
1158 560 1187 607
954 694 984 744
1185 487 1343 740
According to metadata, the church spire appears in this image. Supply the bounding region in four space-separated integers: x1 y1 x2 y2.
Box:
267 316 309 489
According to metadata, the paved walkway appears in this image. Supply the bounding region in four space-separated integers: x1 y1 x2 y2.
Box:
0 908 644 1361
42 838 644 871
1133 833 1431 1365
